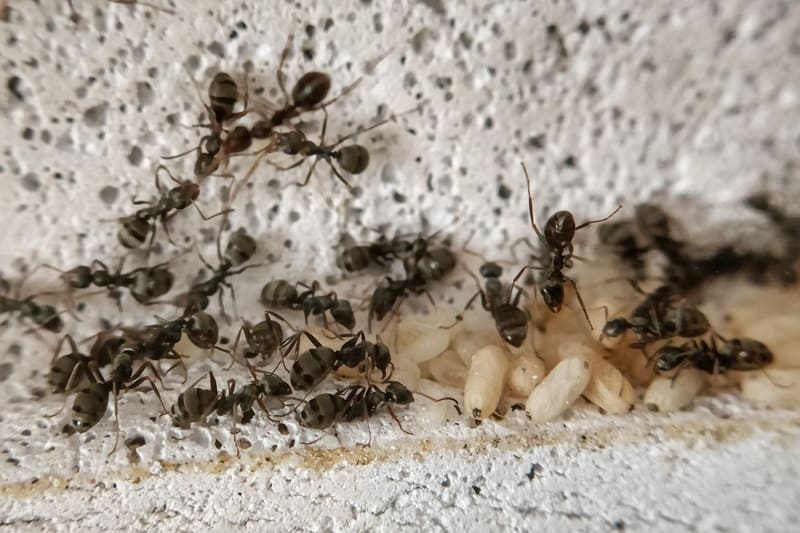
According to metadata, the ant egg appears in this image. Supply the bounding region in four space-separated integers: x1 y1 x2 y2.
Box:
426 350 469 389
742 315 800 369
583 356 635 414
644 369 706 412
396 319 450 364
740 369 800 408
464 344 509 420
525 357 591 423
506 353 546 398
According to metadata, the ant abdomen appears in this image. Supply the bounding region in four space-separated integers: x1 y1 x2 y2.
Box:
291 72 331 109
118 216 150 249
208 72 239 123
336 145 370 174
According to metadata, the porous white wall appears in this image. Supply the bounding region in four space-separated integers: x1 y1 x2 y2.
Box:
1 0 798 530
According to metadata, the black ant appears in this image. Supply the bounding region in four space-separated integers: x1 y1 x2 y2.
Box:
447 262 529 347
652 335 774 377
402 232 457 283
0 276 65 333
336 233 413 272
601 283 710 350
40 258 174 309
368 276 431 331
170 371 220 429
175 228 258 317
298 381 459 444
512 163 622 329
127 312 226 376
249 34 361 140
261 280 355 330
215 367 294 454
230 311 295 369
116 165 229 250
69 349 170 455
284 330 393 391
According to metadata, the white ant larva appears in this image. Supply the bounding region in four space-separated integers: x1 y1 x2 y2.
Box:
740 369 800 408
644 369 706 412
583 356 635 414
555 340 634 414
396 318 450 364
525 357 592 423
506 353 546 398
426 350 469 389
464 344 509 420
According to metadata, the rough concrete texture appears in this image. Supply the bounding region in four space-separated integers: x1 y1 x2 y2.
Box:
1 0 799 531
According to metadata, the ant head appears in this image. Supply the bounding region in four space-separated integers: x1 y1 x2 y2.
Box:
653 345 688 372
544 211 576 248
336 145 370 174
385 381 414 405
291 72 331 108
186 311 219 349
722 338 774 370
539 282 564 313
479 262 503 279
330 300 356 330
602 317 629 339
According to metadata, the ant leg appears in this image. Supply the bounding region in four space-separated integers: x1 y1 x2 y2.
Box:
510 265 544 295
108 384 122 456
311 78 362 112
565 276 594 330
319 107 329 145
192 203 233 222
277 34 293 103
130 360 173 394
328 162 354 191
291 159 321 188
385 404 413 436
266 158 305 172
574 205 624 231
226 325 246 371
440 290 482 329
509 237 539 263
519 163 547 243
161 144 201 161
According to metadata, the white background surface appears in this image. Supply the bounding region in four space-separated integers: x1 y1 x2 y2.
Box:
1 0 799 531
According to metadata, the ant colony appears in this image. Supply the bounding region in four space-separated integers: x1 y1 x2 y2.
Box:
2 7 799 461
